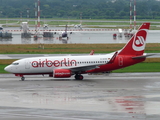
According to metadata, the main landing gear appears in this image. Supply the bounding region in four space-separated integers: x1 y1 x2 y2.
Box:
75 74 83 80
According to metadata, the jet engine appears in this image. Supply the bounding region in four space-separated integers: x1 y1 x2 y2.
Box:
53 69 72 78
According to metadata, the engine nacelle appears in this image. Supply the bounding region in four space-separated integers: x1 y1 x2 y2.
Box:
53 69 72 78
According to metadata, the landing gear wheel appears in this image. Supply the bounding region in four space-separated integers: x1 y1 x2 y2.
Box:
21 77 25 81
75 74 83 80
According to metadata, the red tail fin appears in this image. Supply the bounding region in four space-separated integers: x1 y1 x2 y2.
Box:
118 23 150 56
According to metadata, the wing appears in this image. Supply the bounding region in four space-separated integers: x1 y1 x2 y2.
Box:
69 64 103 72
60 52 118 73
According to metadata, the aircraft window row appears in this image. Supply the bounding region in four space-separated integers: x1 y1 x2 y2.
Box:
77 61 107 64
56 61 107 64
32 61 107 65
12 63 19 65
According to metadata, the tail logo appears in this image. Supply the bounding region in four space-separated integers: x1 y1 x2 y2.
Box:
132 29 147 51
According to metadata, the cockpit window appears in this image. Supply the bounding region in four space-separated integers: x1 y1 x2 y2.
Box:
12 63 19 65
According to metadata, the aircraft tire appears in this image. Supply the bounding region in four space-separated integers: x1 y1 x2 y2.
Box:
79 75 83 80
21 77 25 81
75 74 83 80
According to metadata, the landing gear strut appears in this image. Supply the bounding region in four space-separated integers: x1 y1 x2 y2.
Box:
21 76 25 81
75 74 83 80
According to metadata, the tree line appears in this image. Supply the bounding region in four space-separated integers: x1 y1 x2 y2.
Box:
0 0 160 19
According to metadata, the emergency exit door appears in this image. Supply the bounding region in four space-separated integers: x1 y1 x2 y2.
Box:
118 57 123 66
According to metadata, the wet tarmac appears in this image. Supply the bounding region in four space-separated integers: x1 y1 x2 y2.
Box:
0 73 160 120
0 27 160 44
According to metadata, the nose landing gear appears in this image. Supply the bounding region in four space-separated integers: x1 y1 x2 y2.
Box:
21 76 25 81
15 74 25 81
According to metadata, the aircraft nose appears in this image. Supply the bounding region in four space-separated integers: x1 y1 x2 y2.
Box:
4 65 12 73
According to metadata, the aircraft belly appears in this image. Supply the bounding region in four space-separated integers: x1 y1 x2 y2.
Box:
19 67 53 74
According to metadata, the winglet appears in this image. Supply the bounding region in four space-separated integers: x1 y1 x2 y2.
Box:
108 52 118 64
89 50 94 55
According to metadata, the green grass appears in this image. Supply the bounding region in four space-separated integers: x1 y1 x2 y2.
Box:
0 65 8 73
113 62 160 73
0 44 160 54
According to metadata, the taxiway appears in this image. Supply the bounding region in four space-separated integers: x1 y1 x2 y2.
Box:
0 73 160 120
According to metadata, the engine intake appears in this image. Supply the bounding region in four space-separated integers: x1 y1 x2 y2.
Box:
53 69 71 78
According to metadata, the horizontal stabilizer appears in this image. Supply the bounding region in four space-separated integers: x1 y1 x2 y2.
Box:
132 54 156 59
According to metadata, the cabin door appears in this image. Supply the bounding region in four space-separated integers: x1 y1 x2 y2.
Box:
25 60 30 69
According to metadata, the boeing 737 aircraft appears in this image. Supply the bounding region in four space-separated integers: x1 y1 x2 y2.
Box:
5 23 150 81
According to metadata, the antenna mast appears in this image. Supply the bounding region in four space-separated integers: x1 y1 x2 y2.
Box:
134 0 136 30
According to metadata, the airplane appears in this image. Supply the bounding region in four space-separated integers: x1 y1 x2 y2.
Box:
4 23 150 81
43 24 49 29
74 23 82 29
55 25 73 40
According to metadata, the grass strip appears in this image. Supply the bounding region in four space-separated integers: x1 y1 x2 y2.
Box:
0 65 8 73
0 43 160 54
113 62 160 73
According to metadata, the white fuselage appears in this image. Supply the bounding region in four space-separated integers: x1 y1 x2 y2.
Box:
5 54 113 74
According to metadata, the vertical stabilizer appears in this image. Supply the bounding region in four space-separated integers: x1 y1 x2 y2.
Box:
118 23 150 56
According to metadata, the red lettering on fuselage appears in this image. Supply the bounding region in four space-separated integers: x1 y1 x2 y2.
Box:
31 58 77 68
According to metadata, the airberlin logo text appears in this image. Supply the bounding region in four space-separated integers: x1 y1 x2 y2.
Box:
31 58 77 68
